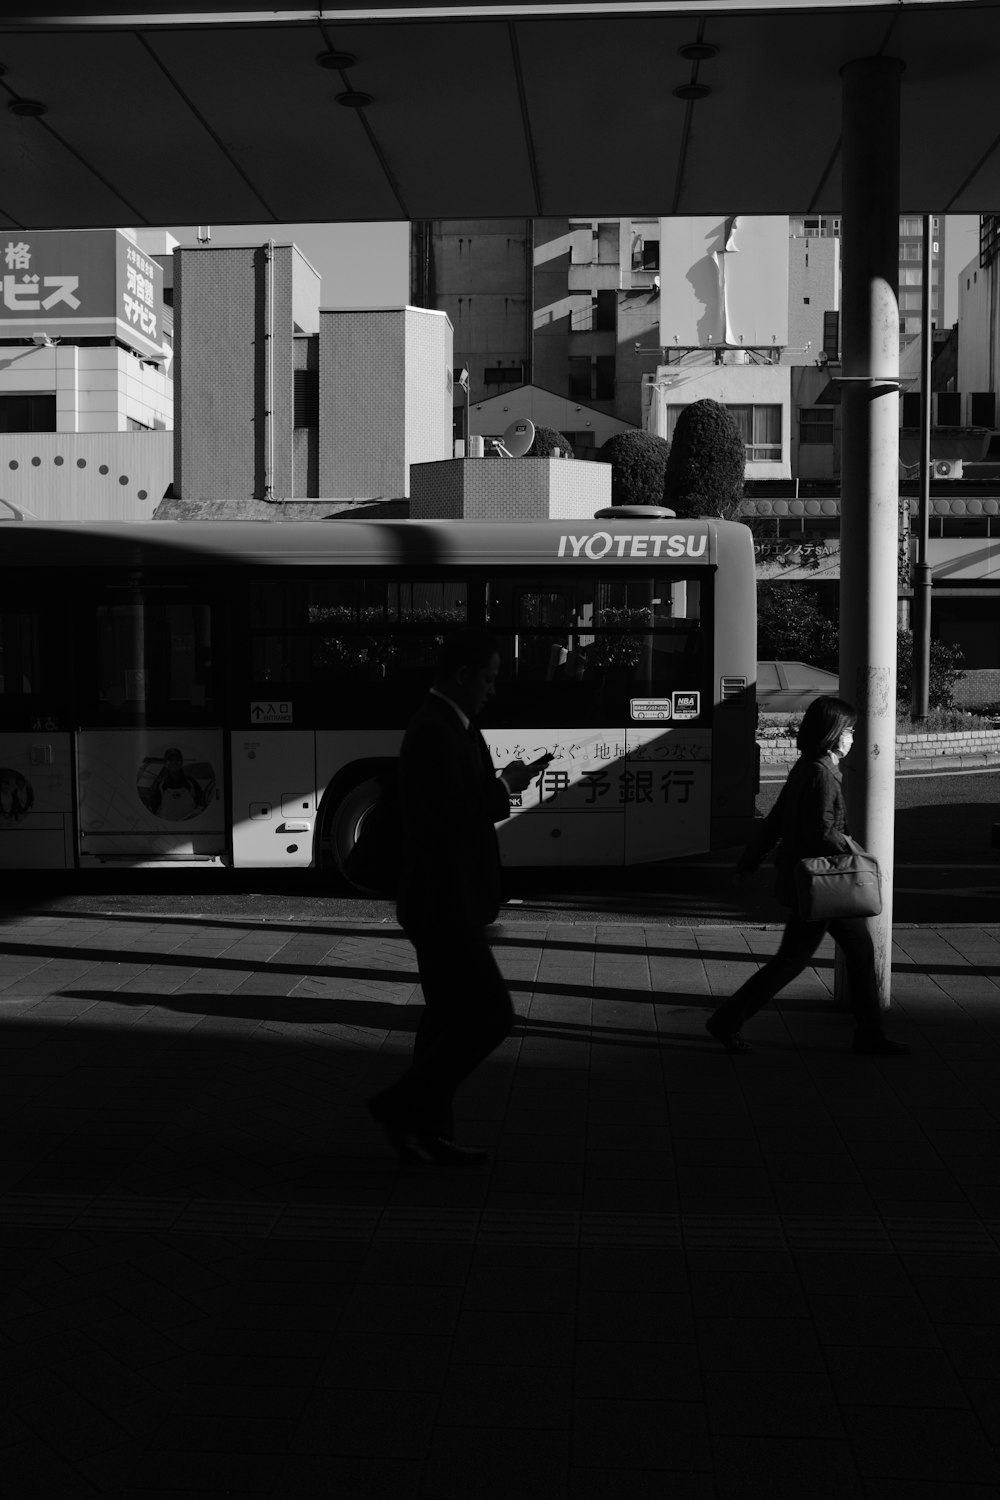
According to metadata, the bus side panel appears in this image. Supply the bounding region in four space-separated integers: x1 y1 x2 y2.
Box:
623 727 712 864
315 730 405 802
231 730 318 869
485 727 626 867
77 728 225 864
0 731 74 870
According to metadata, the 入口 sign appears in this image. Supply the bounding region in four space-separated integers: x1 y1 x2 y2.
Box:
250 702 293 725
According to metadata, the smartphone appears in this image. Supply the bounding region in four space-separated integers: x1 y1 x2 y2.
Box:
530 752 555 771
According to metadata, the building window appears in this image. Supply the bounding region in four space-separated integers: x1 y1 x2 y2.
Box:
729 404 782 462
664 403 782 462
799 409 834 444
595 356 615 401
484 365 524 386
568 357 591 402
823 311 840 362
981 214 1000 270
902 391 922 426
0 393 56 433
632 236 660 271
971 392 996 427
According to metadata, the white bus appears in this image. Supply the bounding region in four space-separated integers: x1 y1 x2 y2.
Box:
0 516 757 884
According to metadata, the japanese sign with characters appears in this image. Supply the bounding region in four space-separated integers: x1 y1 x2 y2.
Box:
487 726 712 865
0 230 164 357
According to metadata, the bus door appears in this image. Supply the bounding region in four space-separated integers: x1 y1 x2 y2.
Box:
0 596 74 869
77 580 226 866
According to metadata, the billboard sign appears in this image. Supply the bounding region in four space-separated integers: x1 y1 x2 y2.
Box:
0 229 164 356
659 216 789 349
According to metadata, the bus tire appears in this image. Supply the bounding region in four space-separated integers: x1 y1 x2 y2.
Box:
328 774 398 896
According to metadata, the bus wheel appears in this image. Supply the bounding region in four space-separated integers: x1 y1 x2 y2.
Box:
329 775 398 896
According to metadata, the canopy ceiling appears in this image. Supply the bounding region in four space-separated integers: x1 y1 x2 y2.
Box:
1 2 998 229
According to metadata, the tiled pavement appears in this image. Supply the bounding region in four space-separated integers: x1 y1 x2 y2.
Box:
2 908 1000 1499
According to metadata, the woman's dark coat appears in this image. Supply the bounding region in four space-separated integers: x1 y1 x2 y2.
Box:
737 753 853 906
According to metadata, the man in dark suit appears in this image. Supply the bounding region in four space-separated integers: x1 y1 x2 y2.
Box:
368 629 543 1166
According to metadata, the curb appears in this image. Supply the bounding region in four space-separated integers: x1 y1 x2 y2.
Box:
761 753 1000 775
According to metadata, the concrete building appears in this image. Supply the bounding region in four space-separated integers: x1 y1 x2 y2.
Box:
643 216 794 480
0 227 174 520
414 213 959 490
956 214 1000 426
174 242 453 507
410 216 662 447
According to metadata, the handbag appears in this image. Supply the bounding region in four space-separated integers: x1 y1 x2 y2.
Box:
794 834 882 921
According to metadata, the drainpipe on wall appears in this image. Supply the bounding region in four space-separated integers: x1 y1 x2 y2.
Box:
525 218 534 388
262 239 275 500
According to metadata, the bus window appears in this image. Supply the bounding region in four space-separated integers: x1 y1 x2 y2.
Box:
0 612 41 697
487 574 708 726
245 575 468 720
94 591 215 722
0 606 66 729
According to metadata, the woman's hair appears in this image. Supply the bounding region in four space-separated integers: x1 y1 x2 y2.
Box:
796 695 857 757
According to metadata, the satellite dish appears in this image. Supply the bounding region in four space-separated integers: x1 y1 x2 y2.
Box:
496 418 535 458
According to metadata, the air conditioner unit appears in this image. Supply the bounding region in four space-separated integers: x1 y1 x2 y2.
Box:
933 458 964 479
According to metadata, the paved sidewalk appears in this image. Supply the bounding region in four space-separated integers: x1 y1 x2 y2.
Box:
2 908 1000 1499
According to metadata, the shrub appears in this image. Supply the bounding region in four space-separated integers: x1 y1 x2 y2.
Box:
528 425 574 458
895 706 994 732
757 584 839 671
662 399 745 519
896 630 965 710
598 429 672 507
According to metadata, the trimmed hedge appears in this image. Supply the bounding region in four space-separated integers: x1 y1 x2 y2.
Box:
662 399 745 519
599 429 672 507
528 425 574 458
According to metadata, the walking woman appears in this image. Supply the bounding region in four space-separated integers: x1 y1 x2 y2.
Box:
705 696 909 1056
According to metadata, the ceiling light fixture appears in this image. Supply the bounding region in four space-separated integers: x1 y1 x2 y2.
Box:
336 90 372 108
673 83 711 101
8 98 47 117
678 42 718 61
317 51 357 70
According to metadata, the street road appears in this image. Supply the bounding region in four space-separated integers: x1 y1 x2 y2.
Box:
1 768 996 928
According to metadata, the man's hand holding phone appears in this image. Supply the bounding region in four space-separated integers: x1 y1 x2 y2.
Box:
503 751 553 795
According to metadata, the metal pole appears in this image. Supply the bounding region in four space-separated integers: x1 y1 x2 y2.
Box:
839 56 903 1009
911 213 933 722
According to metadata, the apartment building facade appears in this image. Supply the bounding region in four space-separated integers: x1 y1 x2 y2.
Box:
0 227 174 520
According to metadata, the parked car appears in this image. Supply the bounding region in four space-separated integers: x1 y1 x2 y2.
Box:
756 660 839 713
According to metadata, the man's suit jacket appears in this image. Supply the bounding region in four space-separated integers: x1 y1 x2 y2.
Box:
395 693 511 934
